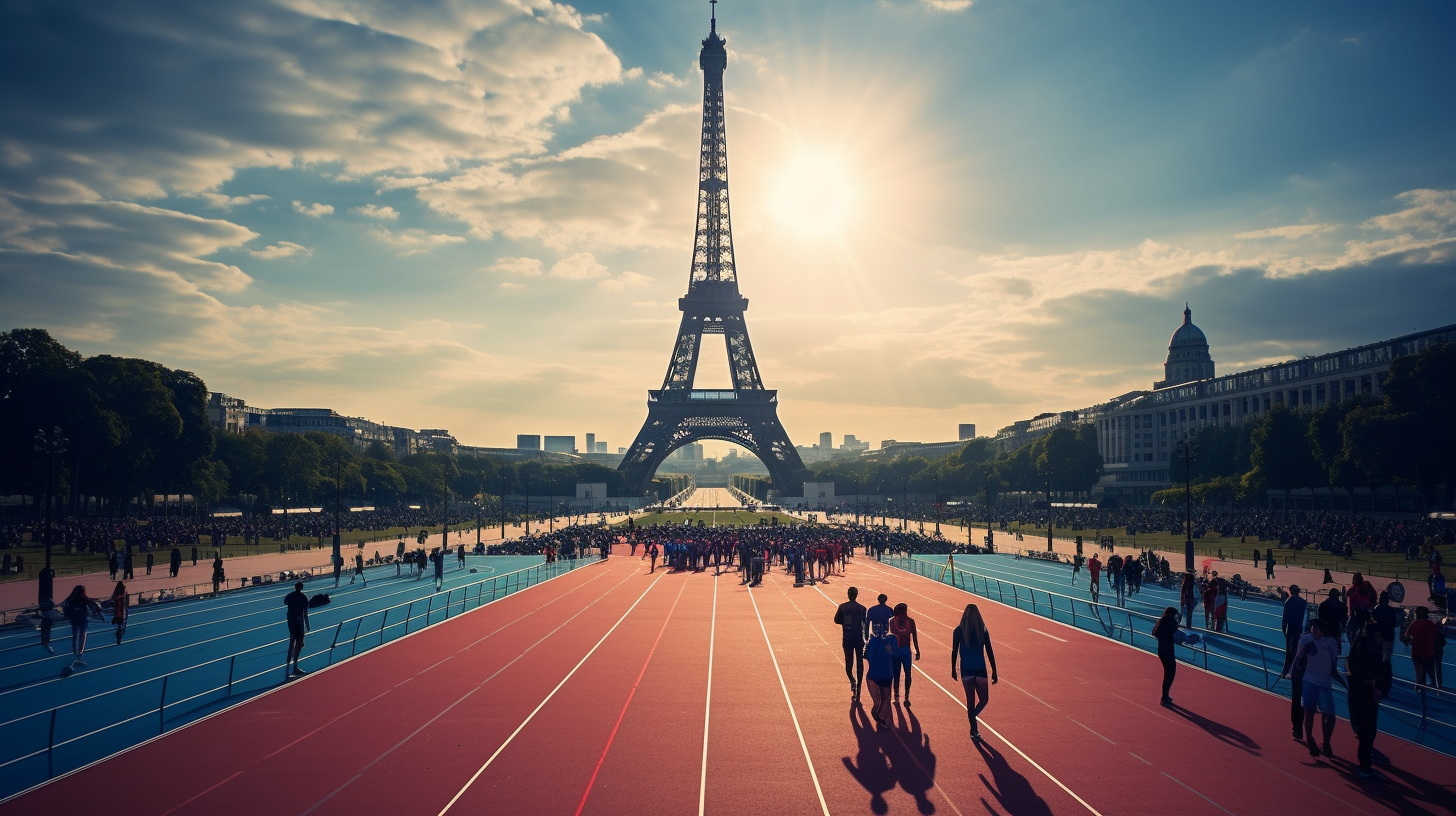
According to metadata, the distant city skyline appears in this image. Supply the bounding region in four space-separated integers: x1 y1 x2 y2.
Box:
3 1 1454 457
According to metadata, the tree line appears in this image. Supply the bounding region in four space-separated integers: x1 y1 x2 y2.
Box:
1153 342 1454 509
0 329 678 516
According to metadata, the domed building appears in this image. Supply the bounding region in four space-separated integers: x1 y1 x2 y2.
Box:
1154 304 1214 389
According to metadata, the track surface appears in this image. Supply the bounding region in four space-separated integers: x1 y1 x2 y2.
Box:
8 549 1454 816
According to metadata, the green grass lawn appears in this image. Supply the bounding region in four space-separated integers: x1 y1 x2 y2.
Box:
616 510 803 528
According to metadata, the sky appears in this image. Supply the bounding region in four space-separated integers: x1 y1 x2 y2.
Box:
2 0 1455 459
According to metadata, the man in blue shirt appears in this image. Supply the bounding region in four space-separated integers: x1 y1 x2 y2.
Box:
867 593 894 637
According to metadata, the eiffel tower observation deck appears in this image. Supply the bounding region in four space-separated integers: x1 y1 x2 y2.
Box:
618 3 808 496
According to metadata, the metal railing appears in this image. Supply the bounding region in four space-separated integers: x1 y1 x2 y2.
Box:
884 554 1455 754
0 557 595 800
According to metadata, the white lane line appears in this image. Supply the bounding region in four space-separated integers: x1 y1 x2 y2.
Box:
296 568 636 816
1068 717 1116 745
1161 772 1239 816
1127 751 1152 766
1028 628 1068 643
436 571 665 816
697 573 718 816
909 667 1106 816
1000 677 1058 711
747 586 831 816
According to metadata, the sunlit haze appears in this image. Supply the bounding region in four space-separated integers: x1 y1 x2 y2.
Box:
3 0 1453 452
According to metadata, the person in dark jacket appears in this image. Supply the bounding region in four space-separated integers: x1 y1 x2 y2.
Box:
1345 619 1391 780
1317 588 1347 655
170 546 182 577
1153 607 1180 706
1279 585 1308 678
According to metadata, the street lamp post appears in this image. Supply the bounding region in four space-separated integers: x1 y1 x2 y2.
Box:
33 427 66 605
933 475 941 536
1045 472 1054 553
331 458 343 570
901 477 908 532
524 477 531 535
1177 437 1197 573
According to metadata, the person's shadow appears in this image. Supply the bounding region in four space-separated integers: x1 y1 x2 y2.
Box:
1166 702 1260 753
885 703 938 815
974 737 1054 816
842 705 895 814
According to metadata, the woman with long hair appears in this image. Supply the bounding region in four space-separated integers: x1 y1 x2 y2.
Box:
1152 606 1180 706
61 585 103 669
951 604 998 741
110 581 128 645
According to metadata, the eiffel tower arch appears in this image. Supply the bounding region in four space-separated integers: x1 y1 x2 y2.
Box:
619 6 808 497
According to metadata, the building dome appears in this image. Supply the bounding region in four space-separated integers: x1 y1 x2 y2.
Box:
1155 304 1215 389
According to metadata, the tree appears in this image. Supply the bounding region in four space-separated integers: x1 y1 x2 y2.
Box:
1248 404 1321 492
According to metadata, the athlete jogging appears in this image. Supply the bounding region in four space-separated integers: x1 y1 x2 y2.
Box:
951 603 998 741
1087 553 1102 603
865 630 896 727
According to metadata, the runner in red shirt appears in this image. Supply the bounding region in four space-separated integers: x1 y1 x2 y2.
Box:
1088 554 1102 603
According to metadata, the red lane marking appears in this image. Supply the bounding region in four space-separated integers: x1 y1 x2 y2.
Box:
573 578 689 816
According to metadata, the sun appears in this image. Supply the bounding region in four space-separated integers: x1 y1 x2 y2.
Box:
767 151 857 238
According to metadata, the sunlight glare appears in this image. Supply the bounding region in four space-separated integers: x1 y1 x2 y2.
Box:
768 152 857 238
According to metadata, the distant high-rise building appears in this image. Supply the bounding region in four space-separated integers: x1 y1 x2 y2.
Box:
841 434 869 453
596 441 608 453
674 443 705 460
544 435 575 454
959 424 976 440
517 434 542 451
819 432 833 449
586 433 596 453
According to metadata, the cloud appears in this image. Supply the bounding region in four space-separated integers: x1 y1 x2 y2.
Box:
488 257 544 277
352 204 399 220
249 240 310 259
0 0 628 205
921 0 974 11
597 271 652 291
1234 224 1332 240
369 228 466 253
197 193 270 210
549 252 609 280
292 201 335 218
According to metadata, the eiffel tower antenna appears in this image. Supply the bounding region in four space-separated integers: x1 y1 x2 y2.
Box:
618 9 807 498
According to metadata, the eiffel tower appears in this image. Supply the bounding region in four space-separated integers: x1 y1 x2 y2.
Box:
619 4 807 497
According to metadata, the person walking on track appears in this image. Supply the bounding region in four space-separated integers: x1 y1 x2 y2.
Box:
951 603 998 741
1346 619 1391 781
1296 620 1343 758
867 593 894 637
284 581 310 678
61 585 103 669
1087 553 1102 603
110 581 129 645
1152 607 1179 706
170 545 182 577
352 552 366 586
1278 585 1307 678
889 603 921 705
834 587 868 701
431 548 445 591
865 628 896 728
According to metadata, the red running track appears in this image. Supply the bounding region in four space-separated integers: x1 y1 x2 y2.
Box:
6 550 1454 816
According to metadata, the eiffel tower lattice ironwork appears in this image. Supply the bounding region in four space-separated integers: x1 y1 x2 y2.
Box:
618 6 807 497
